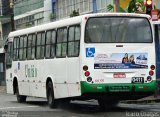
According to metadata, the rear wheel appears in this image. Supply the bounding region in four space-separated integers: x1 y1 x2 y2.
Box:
47 81 58 108
16 85 27 103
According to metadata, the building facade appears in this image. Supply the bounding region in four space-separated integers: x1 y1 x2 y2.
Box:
0 0 11 46
13 0 160 30
56 0 114 20
14 0 45 29
0 0 10 85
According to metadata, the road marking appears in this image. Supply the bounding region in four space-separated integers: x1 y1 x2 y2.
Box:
0 106 39 110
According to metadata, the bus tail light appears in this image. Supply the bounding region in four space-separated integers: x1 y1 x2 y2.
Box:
147 76 152 81
85 71 90 77
83 65 88 71
83 65 92 82
148 65 155 77
149 70 154 76
150 65 155 70
87 77 92 82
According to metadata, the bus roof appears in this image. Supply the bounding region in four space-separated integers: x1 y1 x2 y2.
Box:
8 15 82 38
8 13 151 38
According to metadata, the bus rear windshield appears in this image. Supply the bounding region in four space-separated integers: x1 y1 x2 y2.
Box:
85 17 152 43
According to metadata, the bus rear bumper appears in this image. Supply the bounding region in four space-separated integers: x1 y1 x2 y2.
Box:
80 80 157 100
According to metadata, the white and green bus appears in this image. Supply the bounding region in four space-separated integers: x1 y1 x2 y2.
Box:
5 13 157 109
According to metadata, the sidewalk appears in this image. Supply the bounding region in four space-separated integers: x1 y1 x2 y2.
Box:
0 86 6 93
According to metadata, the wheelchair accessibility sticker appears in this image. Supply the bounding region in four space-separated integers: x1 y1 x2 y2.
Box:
86 48 95 57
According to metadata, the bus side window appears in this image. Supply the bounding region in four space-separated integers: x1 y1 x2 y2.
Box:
32 34 36 59
36 32 45 59
36 33 41 59
68 25 80 57
41 32 45 58
6 42 13 68
46 31 52 58
51 30 56 58
23 36 27 60
19 35 27 61
45 30 56 58
27 34 32 60
13 37 19 61
19 36 24 60
56 27 67 58
13 38 16 61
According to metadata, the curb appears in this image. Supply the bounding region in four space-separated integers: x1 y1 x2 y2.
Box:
0 86 6 93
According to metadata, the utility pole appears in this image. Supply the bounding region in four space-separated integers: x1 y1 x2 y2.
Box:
10 0 15 31
114 0 120 12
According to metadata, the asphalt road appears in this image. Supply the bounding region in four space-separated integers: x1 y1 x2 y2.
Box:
0 93 160 117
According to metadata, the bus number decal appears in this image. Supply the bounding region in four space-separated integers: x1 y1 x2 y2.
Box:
95 79 104 83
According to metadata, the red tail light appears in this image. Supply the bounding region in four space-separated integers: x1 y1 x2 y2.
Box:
87 77 92 82
150 65 155 70
85 71 90 77
83 65 88 71
149 70 154 76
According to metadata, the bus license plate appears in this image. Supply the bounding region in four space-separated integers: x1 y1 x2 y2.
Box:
132 77 144 83
113 73 126 78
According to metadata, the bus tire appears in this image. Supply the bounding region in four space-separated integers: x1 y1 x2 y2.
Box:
16 85 27 103
47 81 57 108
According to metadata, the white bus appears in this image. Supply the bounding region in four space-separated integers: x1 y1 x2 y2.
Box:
5 13 157 109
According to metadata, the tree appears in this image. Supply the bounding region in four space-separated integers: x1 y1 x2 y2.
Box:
128 0 136 13
49 13 56 21
70 9 79 17
107 4 114 12
128 0 145 13
107 0 145 13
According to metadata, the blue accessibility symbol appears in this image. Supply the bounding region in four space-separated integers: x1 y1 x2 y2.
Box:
86 48 95 57
18 62 20 70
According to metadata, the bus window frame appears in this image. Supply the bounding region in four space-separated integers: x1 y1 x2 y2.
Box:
45 29 56 59
36 31 46 60
56 27 68 58
6 41 13 68
13 37 20 61
67 24 81 57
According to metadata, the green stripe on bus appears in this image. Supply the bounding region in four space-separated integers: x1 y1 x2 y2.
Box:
80 80 157 94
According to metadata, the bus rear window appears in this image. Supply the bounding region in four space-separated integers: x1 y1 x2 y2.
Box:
85 17 152 43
